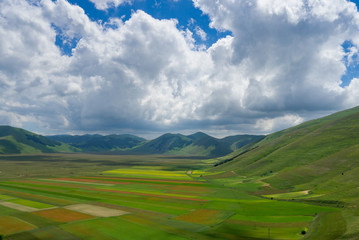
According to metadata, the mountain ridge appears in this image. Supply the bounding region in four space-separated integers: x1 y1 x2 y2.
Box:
50 131 264 157
0 126 264 157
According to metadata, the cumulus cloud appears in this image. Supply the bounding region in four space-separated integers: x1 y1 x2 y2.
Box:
255 114 304 132
0 0 359 136
194 0 359 111
88 0 131 10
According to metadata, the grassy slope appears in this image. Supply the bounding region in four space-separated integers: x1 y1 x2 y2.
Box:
0 126 77 154
210 106 359 239
213 106 359 179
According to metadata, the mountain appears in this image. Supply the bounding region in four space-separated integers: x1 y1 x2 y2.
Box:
129 132 264 157
212 106 359 199
48 134 146 152
0 126 77 154
0 127 263 157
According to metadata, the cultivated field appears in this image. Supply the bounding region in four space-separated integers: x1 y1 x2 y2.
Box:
0 154 345 239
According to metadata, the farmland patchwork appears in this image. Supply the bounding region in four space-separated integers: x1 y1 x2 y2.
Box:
0 164 341 239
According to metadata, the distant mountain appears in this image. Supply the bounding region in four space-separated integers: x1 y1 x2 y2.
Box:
47 134 146 152
129 132 264 157
0 126 263 157
129 133 192 154
48 132 264 157
0 126 77 154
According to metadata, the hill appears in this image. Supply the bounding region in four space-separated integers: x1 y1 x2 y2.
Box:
129 132 264 157
48 134 146 152
48 132 263 157
0 126 263 156
213 106 359 199
0 126 77 154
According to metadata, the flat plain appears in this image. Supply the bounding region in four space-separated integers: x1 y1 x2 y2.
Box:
0 153 346 239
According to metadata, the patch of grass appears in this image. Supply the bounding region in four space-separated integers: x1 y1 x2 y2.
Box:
204 221 307 240
304 211 346 240
264 190 310 199
0 194 12 200
6 199 54 209
60 217 186 240
230 214 314 223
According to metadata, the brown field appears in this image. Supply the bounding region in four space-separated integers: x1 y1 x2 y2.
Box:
0 216 36 235
94 202 173 219
34 208 95 222
86 187 208 202
176 209 229 225
64 204 129 217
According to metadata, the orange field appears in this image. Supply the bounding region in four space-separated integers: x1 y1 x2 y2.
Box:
0 216 36 235
34 208 94 222
176 209 228 225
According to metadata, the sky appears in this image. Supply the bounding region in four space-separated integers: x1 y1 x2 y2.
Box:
1 0 359 139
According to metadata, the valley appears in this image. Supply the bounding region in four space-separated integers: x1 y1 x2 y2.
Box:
0 154 337 240
1 106 359 239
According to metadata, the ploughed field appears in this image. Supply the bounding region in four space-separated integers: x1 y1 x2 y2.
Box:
0 154 342 239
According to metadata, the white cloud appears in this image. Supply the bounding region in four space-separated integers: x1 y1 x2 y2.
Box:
344 78 359 106
257 0 306 24
346 46 359 66
194 0 359 113
0 0 359 135
255 114 304 133
194 25 207 41
88 0 131 10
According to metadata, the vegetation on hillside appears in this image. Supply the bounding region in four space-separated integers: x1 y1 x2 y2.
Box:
0 126 77 154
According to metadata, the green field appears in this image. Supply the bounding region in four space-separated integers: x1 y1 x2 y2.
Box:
0 153 349 240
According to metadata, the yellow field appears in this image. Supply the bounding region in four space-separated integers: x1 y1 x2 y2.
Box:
103 168 193 180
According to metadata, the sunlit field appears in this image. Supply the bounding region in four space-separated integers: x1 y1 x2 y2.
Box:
0 154 345 239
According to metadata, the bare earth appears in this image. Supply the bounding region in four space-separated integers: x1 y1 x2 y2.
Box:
64 204 129 217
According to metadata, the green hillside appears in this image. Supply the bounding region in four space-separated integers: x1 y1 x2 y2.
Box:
212 106 359 203
48 134 146 152
130 132 264 157
213 106 359 182
209 106 359 239
0 126 77 154
49 132 264 157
